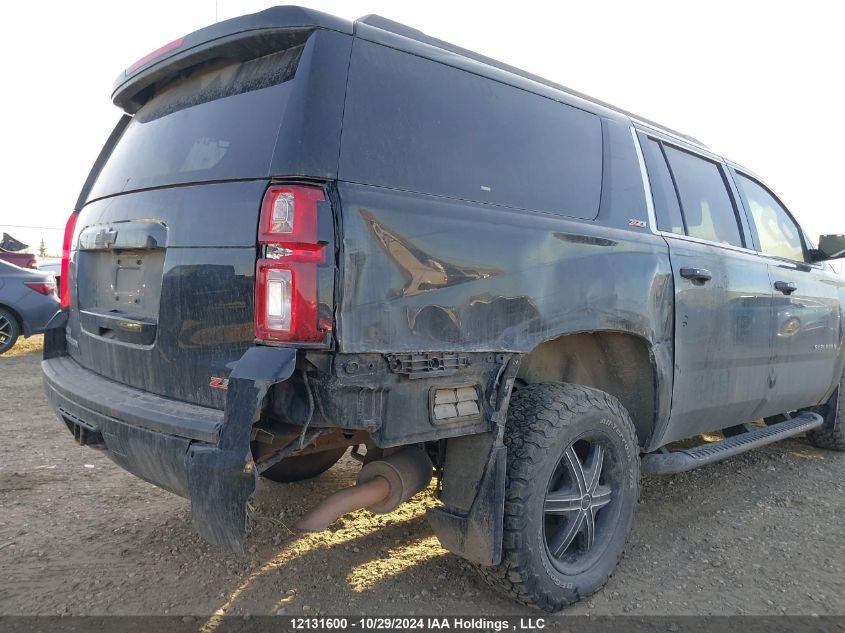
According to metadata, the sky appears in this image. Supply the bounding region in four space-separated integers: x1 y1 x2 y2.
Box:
1 0 843 272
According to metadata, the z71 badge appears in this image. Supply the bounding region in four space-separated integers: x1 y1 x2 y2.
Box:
628 218 647 228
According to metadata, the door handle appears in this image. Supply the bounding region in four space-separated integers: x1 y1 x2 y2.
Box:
774 281 798 295
680 267 713 283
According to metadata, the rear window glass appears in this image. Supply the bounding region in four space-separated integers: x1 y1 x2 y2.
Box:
89 46 303 200
340 41 603 219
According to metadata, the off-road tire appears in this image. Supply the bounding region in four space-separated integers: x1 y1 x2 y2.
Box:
479 382 640 612
0 308 20 354
807 372 845 451
260 447 347 483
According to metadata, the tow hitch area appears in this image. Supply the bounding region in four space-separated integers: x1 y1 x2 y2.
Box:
63 415 104 447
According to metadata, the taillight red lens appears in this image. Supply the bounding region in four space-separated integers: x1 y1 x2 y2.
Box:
258 186 323 247
60 212 79 310
255 259 321 342
255 185 327 344
24 281 56 296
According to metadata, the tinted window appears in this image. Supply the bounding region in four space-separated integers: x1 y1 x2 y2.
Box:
641 138 684 234
90 47 303 200
340 41 603 219
663 147 743 247
737 173 805 261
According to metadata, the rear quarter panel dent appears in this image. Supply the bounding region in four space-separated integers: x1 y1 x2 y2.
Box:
335 182 673 356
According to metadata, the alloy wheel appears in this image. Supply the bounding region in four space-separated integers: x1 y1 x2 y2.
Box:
543 437 616 570
0 313 12 351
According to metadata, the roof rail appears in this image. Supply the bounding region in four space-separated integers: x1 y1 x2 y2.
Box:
356 14 708 150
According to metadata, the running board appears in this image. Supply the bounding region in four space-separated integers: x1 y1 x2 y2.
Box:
642 412 824 475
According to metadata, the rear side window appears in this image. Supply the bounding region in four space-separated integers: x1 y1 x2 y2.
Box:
641 138 685 234
89 46 303 200
736 173 805 262
663 146 743 248
340 41 603 219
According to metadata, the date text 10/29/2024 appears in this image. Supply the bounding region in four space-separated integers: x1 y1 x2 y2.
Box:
290 617 547 631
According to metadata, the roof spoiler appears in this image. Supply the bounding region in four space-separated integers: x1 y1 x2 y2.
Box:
112 5 352 113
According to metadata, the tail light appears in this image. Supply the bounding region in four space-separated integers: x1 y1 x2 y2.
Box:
25 281 56 296
60 212 79 310
255 185 328 344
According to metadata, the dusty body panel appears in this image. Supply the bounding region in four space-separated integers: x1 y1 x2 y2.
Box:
331 180 674 450
637 127 845 446
765 263 845 408
658 239 774 445
44 323 297 551
67 182 262 409
334 182 674 356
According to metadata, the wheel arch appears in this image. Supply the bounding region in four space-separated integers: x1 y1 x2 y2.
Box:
515 330 665 448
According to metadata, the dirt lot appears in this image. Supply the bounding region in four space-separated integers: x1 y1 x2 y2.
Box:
1 338 844 617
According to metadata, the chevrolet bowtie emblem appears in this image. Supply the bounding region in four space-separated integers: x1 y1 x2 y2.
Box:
94 228 118 248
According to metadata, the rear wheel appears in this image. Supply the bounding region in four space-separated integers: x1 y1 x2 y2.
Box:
480 383 640 612
260 447 348 483
0 308 20 354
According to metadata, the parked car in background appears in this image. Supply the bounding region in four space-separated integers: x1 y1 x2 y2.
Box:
0 260 59 353
38 259 61 289
0 233 37 270
0 250 37 270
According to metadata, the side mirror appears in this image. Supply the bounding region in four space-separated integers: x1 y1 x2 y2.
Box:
809 234 845 262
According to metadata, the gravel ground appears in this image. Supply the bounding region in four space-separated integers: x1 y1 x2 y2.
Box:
1 338 844 617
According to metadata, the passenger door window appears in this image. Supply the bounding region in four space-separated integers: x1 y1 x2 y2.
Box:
641 138 685 235
735 173 806 262
662 146 744 248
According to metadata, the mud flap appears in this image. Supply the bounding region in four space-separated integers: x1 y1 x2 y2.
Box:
427 441 506 566
185 346 297 553
42 310 68 359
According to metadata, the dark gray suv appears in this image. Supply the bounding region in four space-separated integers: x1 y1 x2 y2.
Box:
43 6 845 611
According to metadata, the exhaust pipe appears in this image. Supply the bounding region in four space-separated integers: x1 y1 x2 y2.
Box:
295 446 433 532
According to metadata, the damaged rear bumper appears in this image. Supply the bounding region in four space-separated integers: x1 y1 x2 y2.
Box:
42 319 296 552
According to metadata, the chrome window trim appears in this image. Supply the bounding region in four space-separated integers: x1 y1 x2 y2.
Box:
657 230 765 257
634 124 728 165
631 124 767 258
631 119 708 152
633 124 832 272
629 126 659 236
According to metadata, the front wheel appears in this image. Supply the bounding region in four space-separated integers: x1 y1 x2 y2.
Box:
480 383 640 612
807 371 845 451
